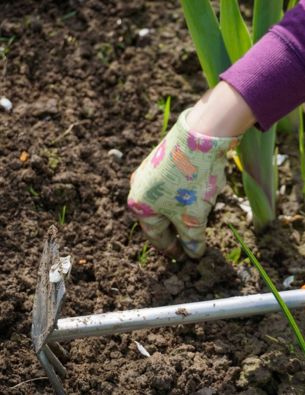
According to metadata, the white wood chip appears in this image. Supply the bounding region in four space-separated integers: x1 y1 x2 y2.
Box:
134 341 150 357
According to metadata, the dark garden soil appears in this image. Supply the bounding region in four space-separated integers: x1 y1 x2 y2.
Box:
1 1 305 394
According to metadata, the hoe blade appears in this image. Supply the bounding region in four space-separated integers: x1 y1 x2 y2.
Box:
31 225 66 352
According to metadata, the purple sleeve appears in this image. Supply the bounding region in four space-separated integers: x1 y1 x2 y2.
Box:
220 0 305 131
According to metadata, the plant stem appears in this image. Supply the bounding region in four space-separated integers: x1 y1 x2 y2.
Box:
229 224 305 355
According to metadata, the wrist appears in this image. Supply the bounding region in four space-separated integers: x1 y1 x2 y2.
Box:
187 81 256 137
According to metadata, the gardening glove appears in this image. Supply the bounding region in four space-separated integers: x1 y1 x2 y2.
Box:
127 109 240 259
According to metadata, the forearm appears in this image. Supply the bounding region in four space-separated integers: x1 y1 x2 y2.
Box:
187 81 256 137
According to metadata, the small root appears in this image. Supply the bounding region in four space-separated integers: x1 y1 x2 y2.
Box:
9 377 48 389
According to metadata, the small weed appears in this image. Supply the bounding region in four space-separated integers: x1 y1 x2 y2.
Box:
61 10 77 21
28 186 39 197
129 222 138 242
96 43 113 65
58 205 67 225
158 96 171 139
226 246 250 266
138 241 149 267
41 148 60 170
226 246 241 265
0 35 15 60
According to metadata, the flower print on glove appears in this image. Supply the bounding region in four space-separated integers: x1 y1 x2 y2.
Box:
127 109 240 259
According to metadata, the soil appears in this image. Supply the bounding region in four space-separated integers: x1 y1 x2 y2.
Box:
1 1 305 394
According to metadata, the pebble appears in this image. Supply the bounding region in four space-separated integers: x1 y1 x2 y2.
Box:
283 275 295 289
108 148 123 160
138 28 150 37
0 97 13 112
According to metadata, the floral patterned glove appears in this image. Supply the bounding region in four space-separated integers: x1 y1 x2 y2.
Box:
128 109 240 259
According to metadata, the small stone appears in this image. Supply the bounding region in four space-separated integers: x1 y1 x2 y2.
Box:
214 202 225 212
31 98 58 117
108 148 123 160
0 97 13 112
283 275 295 289
138 28 150 37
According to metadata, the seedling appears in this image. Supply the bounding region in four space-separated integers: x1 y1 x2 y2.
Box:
41 148 60 170
97 43 113 65
128 222 138 242
226 246 242 265
138 241 149 267
230 224 305 355
61 11 77 21
28 186 39 197
58 206 67 225
158 96 171 139
0 35 15 60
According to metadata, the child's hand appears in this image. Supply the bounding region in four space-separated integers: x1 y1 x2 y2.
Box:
127 109 240 259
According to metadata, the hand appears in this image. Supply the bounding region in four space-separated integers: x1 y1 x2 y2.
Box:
127 108 240 259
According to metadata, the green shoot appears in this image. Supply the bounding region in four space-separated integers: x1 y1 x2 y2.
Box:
226 246 241 265
61 11 77 21
0 35 15 60
299 106 305 195
97 43 113 65
229 224 305 355
41 148 60 170
58 205 67 225
287 0 298 10
138 241 149 267
159 96 171 139
28 186 39 197
129 222 138 242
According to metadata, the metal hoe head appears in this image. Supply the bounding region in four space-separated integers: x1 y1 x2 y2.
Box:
32 227 305 395
31 226 67 395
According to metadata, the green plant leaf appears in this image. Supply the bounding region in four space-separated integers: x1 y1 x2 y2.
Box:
161 96 171 138
180 0 231 87
220 0 252 62
229 224 305 355
253 0 283 42
180 0 278 231
58 205 67 225
242 171 275 231
299 106 305 194
226 246 242 264
287 0 299 10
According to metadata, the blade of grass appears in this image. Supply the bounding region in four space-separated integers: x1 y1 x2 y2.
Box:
160 96 171 138
58 205 67 225
61 11 77 21
229 224 305 354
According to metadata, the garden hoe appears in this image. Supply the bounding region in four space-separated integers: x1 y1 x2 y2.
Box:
32 226 305 395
